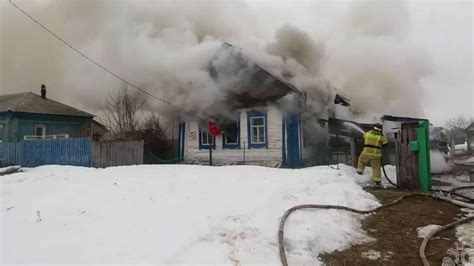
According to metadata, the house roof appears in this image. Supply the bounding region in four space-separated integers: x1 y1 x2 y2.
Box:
0 92 94 117
210 43 301 108
466 122 474 132
211 43 350 109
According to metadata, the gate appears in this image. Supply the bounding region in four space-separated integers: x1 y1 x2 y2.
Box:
396 121 431 191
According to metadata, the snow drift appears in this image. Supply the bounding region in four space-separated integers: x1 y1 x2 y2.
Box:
1 164 381 264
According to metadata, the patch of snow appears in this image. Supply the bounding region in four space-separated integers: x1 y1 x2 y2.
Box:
430 150 450 174
454 156 474 166
454 142 468 154
0 165 21 174
352 164 398 188
456 221 474 247
1 164 380 264
361 249 381 260
432 175 474 199
417 224 442 238
457 209 474 248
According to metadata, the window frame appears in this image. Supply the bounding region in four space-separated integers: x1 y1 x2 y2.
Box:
247 110 268 149
222 114 240 149
199 125 216 150
34 125 46 138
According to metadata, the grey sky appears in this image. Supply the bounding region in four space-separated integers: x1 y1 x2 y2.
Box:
408 1 473 125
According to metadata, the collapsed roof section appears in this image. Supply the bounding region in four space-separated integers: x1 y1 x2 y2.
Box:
209 42 350 110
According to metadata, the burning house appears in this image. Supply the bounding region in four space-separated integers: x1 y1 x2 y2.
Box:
176 43 350 168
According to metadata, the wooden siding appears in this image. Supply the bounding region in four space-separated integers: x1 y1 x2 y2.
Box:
0 112 91 142
184 106 283 166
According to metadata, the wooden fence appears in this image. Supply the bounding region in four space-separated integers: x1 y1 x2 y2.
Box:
0 142 23 166
23 138 91 167
92 140 144 168
0 138 144 168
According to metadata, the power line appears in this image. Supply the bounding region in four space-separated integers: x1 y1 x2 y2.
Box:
8 0 178 110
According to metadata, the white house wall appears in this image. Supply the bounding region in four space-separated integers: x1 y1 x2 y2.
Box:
184 106 283 167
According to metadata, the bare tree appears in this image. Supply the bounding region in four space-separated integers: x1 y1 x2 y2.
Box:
138 114 176 160
445 115 473 153
99 83 176 160
101 82 145 139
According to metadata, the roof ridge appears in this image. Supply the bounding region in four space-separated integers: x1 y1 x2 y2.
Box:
0 91 94 117
6 92 30 111
31 92 94 117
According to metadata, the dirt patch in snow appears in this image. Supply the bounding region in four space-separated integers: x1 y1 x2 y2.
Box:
321 189 462 265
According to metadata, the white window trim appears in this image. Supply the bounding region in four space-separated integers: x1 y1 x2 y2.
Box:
24 134 70 140
250 116 266 144
34 125 46 137
201 130 214 145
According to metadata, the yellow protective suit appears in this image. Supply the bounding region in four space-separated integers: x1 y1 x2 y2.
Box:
357 128 388 182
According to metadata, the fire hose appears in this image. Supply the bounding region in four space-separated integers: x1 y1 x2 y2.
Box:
278 193 474 266
380 159 474 203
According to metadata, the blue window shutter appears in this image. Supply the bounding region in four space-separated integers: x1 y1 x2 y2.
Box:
282 115 286 166
178 120 185 162
247 110 267 149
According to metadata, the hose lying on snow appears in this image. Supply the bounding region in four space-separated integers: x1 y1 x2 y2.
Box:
380 161 474 203
451 185 474 192
433 189 474 203
419 215 474 266
278 193 474 266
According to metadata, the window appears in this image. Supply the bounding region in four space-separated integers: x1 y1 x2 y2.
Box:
251 117 265 143
222 114 240 149
247 110 267 148
34 125 46 138
199 121 215 150
0 124 4 143
201 130 214 145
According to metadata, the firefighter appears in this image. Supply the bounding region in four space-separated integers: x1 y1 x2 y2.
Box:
357 123 388 186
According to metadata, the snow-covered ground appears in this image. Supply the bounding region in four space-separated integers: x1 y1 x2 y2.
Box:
454 142 468 154
454 156 474 166
1 164 383 265
433 174 474 199
0 166 20 175
416 224 442 238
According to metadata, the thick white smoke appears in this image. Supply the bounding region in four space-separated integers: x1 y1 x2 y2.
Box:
430 150 450 174
1 0 433 121
324 0 433 120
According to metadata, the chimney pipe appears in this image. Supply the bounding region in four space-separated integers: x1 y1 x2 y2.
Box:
41 84 46 99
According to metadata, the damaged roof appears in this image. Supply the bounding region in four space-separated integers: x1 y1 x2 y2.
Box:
211 42 350 108
0 92 94 117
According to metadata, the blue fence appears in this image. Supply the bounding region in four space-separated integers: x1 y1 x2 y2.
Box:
0 138 91 167
0 142 23 166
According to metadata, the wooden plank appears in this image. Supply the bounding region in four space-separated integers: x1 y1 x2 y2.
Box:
90 140 143 168
397 123 420 190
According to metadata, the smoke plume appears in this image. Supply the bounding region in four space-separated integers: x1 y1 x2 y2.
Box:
1 0 432 121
